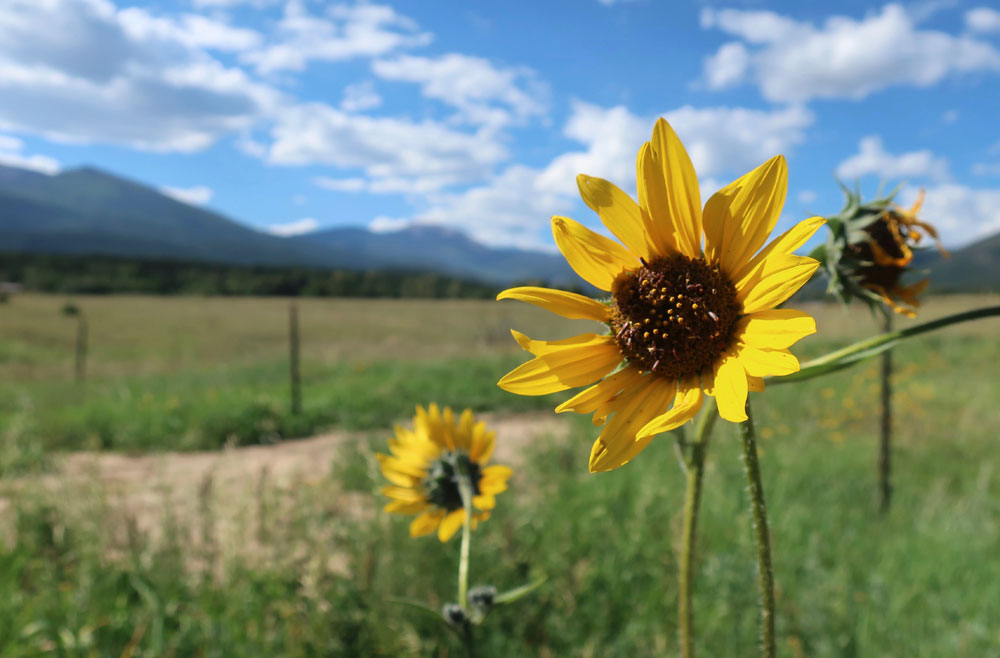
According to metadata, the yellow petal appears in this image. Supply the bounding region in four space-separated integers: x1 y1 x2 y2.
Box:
511 330 611 357
703 155 787 276
384 500 429 514
650 118 702 258
747 376 765 392
437 510 465 542
410 510 444 538
737 255 820 315
636 142 681 256
736 308 817 350
552 215 637 291
577 174 656 261
497 286 610 322
472 494 495 511
498 337 623 395
732 216 825 290
554 366 644 418
588 376 677 472
381 485 425 503
469 424 495 463
377 455 426 487
637 377 703 439
736 343 800 378
482 464 513 482
713 349 748 422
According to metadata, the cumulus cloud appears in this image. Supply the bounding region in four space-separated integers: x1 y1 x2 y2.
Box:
243 1 432 74
313 176 367 192
267 217 319 236
372 53 548 127
836 136 950 182
0 0 280 151
340 81 382 112
900 185 1000 246
0 134 61 174
158 184 214 205
268 102 507 192
701 4 1000 102
966 7 1000 33
367 101 815 250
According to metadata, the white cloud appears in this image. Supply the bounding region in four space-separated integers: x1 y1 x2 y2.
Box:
340 81 382 112
798 190 818 204
243 1 432 74
971 162 1000 176
159 184 214 205
118 10 262 52
0 133 61 174
267 217 319 236
372 53 548 127
701 4 1000 102
313 176 367 192
966 7 1000 33
836 136 950 182
267 102 507 192
900 185 1000 246
364 101 815 250
704 42 749 89
0 0 280 151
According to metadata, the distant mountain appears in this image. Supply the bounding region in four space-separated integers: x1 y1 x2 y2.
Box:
0 163 575 286
293 224 575 286
921 233 1000 293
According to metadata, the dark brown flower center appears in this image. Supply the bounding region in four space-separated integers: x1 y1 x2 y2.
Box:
610 254 741 379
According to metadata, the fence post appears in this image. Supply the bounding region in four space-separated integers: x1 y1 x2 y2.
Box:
289 301 302 415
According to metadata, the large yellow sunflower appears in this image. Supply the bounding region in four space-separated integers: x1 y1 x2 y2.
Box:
378 404 513 542
497 118 824 473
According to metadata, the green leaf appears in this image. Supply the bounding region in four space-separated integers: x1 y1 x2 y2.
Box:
494 576 547 605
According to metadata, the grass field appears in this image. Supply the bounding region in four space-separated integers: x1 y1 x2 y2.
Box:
1 293 999 656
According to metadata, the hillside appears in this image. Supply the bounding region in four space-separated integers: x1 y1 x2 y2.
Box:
0 163 574 286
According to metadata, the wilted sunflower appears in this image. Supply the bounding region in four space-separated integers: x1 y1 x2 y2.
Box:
497 118 823 472
378 404 513 542
844 191 948 317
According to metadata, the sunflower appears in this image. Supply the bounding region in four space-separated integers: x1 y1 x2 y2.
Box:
497 118 824 473
846 191 948 317
378 404 513 542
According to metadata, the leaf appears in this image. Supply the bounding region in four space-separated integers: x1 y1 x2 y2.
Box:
494 576 547 605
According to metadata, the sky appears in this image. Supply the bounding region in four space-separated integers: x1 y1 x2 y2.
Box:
1 0 999 252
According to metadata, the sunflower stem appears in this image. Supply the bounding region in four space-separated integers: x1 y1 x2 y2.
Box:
877 311 893 513
771 305 1000 384
455 462 474 611
677 398 718 658
739 402 776 658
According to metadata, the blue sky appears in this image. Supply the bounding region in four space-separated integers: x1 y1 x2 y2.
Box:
1 0 999 252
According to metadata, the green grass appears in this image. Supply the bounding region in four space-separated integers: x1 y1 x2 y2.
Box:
2 294 999 655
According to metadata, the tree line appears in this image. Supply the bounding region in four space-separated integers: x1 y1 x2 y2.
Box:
0 252 513 299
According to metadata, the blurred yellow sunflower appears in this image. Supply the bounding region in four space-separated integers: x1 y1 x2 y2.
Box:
498 118 824 472
378 404 513 542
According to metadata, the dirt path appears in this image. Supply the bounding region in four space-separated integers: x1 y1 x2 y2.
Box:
1 412 572 568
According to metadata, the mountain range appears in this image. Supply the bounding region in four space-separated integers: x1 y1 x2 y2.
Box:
0 163 574 286
0 162 997 292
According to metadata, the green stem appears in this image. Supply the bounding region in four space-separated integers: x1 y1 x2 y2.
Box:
462 623 478 658
677 398 718 658
877 311 893 513
456 467 473 610
739 402 775 658
771 305 1000 385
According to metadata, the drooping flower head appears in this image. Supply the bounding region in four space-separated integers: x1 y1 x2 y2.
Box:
827 190 948 317
378 404 513 542
497 119 823 472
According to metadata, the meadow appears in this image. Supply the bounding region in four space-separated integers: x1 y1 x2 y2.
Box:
1 293 999 656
